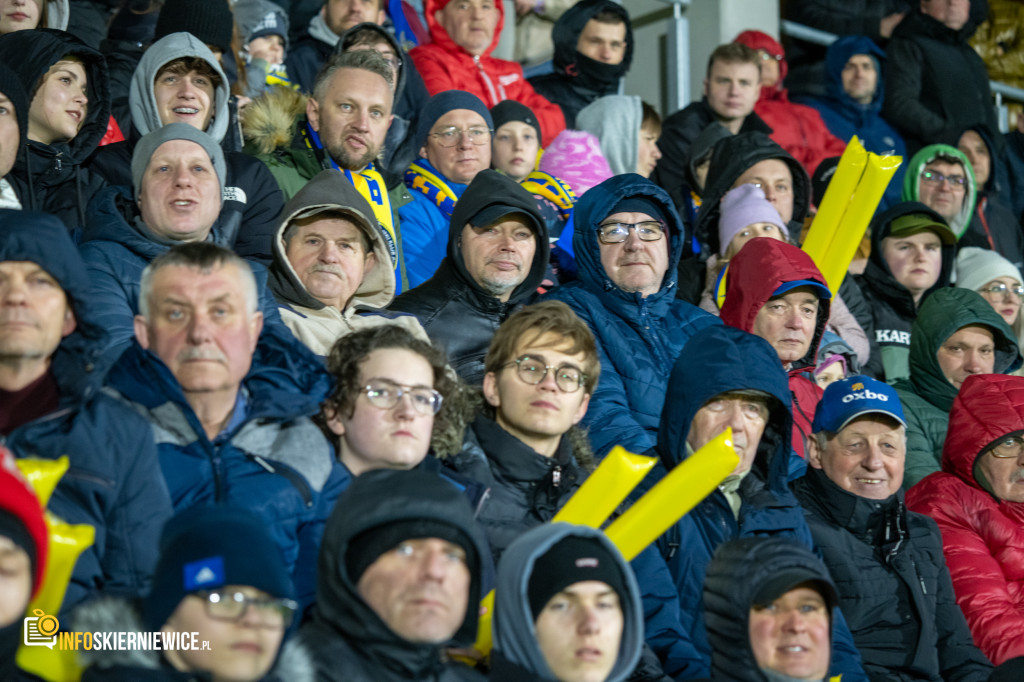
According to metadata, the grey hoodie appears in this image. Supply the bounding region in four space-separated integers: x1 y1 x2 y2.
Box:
576 95 642 177
492 524 644 682
129 32 230 143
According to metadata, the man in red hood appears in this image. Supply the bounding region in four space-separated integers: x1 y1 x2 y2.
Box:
721 237 832 463
733 30 846 178
410 0 565 147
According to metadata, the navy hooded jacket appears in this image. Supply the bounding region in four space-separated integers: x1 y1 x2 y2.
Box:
0 210 173 615
629 324 866 681
543 174 719 458
799 35 907 211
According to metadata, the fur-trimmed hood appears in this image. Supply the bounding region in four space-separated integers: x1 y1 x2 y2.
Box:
242 86 307 156
74 597 315 682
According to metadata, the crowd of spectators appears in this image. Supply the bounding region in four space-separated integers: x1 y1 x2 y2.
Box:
6 0 1024 681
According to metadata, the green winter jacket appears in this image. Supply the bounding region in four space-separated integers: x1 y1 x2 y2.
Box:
893 287 1020 487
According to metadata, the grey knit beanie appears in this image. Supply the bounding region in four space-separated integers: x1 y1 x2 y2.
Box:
131 123 227 200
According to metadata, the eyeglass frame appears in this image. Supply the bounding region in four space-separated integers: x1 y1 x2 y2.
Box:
978 282 1024 299
596 220 666 245
194 589 298 628
428 125 493 148
987 436 1024 459
362 378 444 415
505 354 588 393
921 169 967 188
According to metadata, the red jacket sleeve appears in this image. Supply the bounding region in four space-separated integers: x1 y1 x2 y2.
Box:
409 44 459 95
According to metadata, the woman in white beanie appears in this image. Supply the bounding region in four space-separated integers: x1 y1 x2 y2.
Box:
956 246 1024 375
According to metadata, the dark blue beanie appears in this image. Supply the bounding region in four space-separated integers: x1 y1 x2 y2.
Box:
144 506 293 631
416 90 494 149
610 196 668 226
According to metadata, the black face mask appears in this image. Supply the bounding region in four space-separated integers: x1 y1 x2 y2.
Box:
564 50 630 90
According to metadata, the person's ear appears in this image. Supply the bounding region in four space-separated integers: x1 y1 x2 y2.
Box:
572 392 591 425
482 371 501 408
306 96 320 132
62 308 77 338
807 435 825 470
324 404 346 437
134 315 150 349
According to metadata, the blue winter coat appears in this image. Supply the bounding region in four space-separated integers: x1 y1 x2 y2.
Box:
0 211 173 615
105 341 348 610
542 174 720 458
398 158 470 287
629 324 867 681
798 35 907 211
78 185 299 360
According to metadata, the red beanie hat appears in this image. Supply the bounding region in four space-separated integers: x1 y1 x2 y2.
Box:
0 446 48 598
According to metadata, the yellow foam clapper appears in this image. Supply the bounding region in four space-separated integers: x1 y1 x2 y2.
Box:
15 456 69 508
605 429 739 560
801 136 868 268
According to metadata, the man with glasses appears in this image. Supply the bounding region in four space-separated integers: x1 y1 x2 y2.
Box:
796 375 993 681
108 242 347 610
391 170 549 385
319 324 458 475
902 145 978 239
907 373 1024 668
79 505 309 680
545 174 719 458
269 169 428 357
444 301 598 562
890 288 1020 487
399 90 497 287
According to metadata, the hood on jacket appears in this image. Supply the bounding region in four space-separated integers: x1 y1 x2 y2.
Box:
901 144 977 238
311 469 489 654
0 28 110 165
734 30 788 102
694 132 810 259
235 0 290 52
942 374 1024 495
861 201 956 309
442 169 549 302
492 523 643 682
956 122 1001 196
269 169 395 312
550 0 633 89
338 22 410 102
824 35 886 115
704 536 837 682
0 63 29 166
907 287 1021 412
576 94 641 177
720 238 832 371
572 173 683 299
129 32 231 143
424 0 504 59
0 209 108 380
656 324 793 494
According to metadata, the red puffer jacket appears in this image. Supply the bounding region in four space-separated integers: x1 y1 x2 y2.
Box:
906 373 1024 665
410 0 565 147
733 30 846 178
720 238 829 460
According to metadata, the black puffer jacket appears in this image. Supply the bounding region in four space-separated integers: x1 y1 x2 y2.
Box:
445 415 592 563
884 8 998 154
528 0 633 129
703 536 839 681
851 202 955 381
0 29 110 230
388 171 549 385
300 469 489 682
652 99 772 212
794 467 992 681
677 131 810 303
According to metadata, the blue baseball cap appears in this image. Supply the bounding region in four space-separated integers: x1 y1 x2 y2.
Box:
812 374 907 433
773 279 832 300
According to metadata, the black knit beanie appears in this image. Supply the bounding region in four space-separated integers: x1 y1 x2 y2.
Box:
489 100 542 144
154 0 235 54
345 519 479 585
527 535 629 620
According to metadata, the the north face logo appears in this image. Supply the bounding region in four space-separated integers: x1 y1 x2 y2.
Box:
193 566 217 584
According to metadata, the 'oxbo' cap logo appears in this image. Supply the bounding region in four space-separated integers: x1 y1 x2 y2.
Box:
842 388 888 403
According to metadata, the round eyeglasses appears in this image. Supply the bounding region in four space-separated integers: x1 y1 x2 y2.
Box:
196 590 297 628
988 436 1024 459
921 170 967 188
363 379 443 415
430 126 492 148
597 220 665 245
978 282 1024 299
507 355 586 393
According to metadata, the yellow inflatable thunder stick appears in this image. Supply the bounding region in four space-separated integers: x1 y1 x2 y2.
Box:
473 433 739 657
472 446 657 656
801 135 901 293
16 457 96 682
